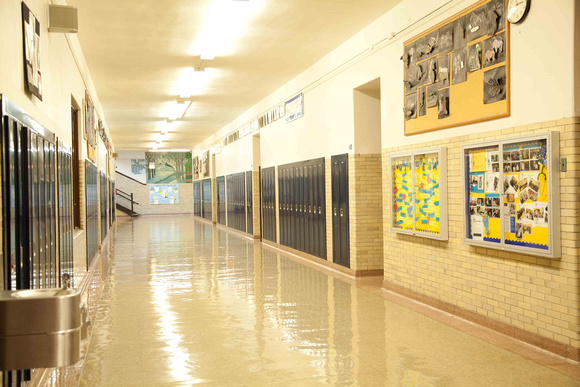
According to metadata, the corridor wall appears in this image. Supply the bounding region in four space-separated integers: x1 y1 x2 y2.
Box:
191 0 580 359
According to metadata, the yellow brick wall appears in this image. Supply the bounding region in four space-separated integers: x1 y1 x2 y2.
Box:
275 166 280 243
382 117 580 348
211 177 217 224
349 154 383 273
252 169 261 238
325 158 333 261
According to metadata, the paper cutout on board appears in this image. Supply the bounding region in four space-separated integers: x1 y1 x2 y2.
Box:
414 153 441 234
393 158 414 230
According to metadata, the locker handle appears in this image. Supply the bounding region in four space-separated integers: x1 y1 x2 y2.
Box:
309 206 312 213
319 206 322 214
340 208 344 217
300 205 302 212
333 208 337 216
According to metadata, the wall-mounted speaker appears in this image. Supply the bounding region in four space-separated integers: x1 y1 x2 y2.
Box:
48 5 78 33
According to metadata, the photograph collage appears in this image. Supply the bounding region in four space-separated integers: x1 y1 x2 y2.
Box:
502 141 548 241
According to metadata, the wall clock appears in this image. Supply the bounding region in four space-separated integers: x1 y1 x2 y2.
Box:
507 0 530 24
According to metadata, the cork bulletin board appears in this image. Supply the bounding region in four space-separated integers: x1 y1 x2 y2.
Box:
403 0 510 136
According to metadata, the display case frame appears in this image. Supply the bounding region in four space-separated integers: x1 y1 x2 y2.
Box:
390 147 448 241
461 131 560 258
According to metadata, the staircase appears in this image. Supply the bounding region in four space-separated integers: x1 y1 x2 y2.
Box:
116 188 140 217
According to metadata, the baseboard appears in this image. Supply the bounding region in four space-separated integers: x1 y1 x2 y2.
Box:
355 269 383 278
261 239 358 279
383 280 580 362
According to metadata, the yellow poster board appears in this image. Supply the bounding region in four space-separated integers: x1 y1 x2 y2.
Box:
414 153 440 234
391 148 448 240
393 156 413 231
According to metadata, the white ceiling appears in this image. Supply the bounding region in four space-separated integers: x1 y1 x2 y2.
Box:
68 0 402 150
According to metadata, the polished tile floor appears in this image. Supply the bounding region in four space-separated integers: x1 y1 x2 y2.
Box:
80 216 580 386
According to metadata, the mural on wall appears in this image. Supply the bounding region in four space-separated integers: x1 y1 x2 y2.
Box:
145 151 192 184
131 159 146 175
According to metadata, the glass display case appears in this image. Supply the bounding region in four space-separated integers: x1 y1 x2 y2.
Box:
390 147 448 240
462 132 560 258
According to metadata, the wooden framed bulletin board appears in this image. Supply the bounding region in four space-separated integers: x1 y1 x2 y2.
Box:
403 0 510 136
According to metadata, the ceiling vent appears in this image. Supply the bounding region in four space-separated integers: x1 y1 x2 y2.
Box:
48 5 78 33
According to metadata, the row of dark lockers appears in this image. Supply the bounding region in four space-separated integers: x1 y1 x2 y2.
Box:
261 154 350 268
278 157 327 259
200 171 254 234
193 179 212 220
216 176 225 225
261 167 276 242
226 172 246 232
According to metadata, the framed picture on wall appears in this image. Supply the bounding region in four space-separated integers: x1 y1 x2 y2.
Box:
285 93 304 122
22 2 42 100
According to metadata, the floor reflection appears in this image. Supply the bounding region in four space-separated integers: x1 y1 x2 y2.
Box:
80 216 579 386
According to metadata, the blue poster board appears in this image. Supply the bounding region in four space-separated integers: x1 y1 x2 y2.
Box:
149 184 179 205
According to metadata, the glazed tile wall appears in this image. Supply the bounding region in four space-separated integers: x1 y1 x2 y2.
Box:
348 154 383 274
275 166 280 243
382 117 580 350
211 178 217 224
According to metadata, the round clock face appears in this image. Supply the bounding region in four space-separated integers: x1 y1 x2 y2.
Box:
507 0 530 24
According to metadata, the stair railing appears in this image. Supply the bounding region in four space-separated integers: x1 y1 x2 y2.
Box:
116 188 139 216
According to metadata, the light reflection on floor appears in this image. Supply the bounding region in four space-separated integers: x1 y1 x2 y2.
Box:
79 216 579 386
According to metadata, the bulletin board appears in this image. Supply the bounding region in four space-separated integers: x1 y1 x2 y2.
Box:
149 184 180 205
462 132 560 258
403 0 510 135
391 147 448 240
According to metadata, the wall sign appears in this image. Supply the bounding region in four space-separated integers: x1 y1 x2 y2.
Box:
462 132 560 258
149 184 179 205
285 93 304 123
390 147 448 240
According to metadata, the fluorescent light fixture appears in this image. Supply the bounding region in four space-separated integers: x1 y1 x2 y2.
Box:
166 100 191 120
191 0 261 59
149 149 192 153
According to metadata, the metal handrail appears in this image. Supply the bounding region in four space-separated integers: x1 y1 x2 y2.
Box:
115 188 139 215
115 170 147 186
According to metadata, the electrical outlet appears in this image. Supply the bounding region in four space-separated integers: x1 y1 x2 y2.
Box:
561 157 567 172
349 144 353 150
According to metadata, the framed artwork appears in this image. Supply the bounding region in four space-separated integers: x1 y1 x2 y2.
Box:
390 147 448 240
201 150 210 178
403 0 509 135
22 2 42 100
462 131 560 258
